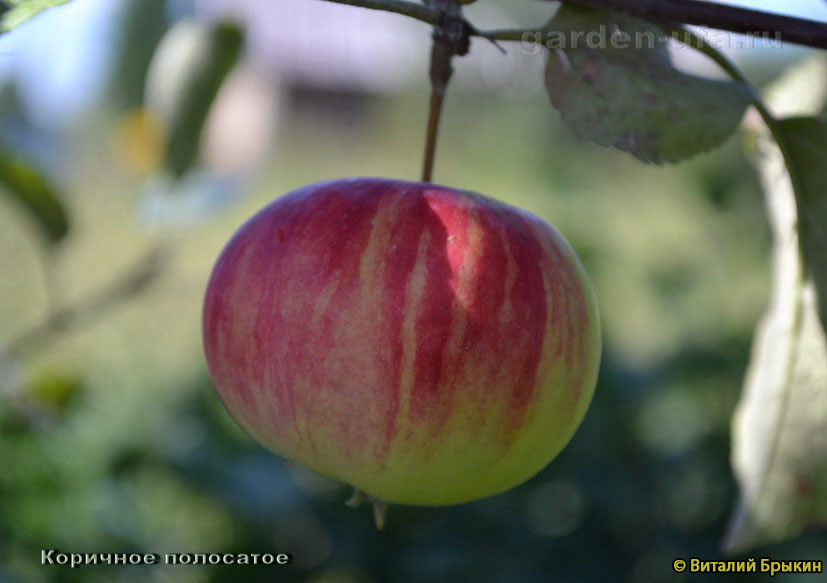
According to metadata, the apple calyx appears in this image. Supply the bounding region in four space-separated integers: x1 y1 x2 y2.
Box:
345 488 390 530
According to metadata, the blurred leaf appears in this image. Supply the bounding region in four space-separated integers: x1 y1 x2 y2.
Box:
108 0 168 111
764 57 827 120
725 118 827 553
0 0 71 34
146 21 243 179
25 365 83 413
544 5 752 164
0 149 69 243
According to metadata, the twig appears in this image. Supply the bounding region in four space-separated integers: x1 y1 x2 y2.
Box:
4 246 169 356
666 26 775 122
669 24 814 250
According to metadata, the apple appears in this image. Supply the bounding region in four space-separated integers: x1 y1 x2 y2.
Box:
203 177 601 508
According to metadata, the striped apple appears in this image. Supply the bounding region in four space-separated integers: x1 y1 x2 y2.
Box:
203 177 600 507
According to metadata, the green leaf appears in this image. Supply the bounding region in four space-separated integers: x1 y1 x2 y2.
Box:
776 117 827 331
725 118 827 553
0 149 69 243
0 0 72 34
544 5 752 164
145 20 244 179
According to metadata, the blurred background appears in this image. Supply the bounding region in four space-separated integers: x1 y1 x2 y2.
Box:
0 0 826 581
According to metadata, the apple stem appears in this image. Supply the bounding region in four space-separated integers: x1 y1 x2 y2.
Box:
421 83 446 183
421 0 470 183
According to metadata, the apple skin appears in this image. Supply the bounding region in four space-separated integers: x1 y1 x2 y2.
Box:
203 177 601 506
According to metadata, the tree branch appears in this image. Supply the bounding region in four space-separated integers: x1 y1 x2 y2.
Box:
318 0 827 51
566 0 827 50
316 0 438 25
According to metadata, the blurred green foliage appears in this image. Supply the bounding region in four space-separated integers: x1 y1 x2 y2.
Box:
0 148 68 244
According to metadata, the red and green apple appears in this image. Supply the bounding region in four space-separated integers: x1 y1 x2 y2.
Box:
203 177 600 507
